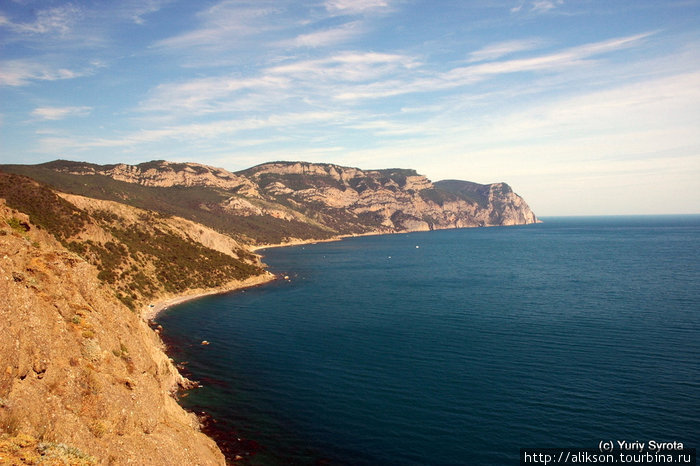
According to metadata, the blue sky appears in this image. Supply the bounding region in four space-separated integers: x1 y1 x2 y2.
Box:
1 0 699 215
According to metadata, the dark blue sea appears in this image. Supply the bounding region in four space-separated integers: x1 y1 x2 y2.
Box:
157 216 700 465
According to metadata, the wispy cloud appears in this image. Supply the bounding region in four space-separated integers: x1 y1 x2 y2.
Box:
284 21 364 48
333 32 655 100
1 3 83 36
0 59 85 86
155 0 391 57
139 51 417 116
378 70 700 181
511 0 564 14
38 110 348 152
324 0 390 15
122 0 174 25
153 1 281 51
31 106 92 120
135 30 658 129
468 39 544 62
269 52 418 82
531 0 564 13
140 75 291 115
0 1 174 54
347 119 421 136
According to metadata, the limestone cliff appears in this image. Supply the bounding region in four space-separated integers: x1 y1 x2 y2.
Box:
42 159 258 194
197 160 537 233
2 160 538 247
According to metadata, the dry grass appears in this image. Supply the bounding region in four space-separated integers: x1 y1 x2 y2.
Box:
0 432 97 465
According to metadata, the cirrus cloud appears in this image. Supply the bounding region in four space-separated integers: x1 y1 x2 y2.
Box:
31 106 92 120
0 59 85 86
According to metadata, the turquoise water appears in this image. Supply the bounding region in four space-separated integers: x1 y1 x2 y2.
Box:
158 216 700 465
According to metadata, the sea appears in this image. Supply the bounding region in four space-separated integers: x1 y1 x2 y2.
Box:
157 215 700 465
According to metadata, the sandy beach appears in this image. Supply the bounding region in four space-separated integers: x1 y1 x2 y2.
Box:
141 232 370 321
141 271 276 321
142 228 437 322
140 236 351 322
250 231 393 252
250 236 345 252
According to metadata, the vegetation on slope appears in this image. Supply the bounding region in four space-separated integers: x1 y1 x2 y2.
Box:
0 433 96 465
0 171 264 310
1 160 538 244
0 171 89 240
434 179 493 208
1 165 335 244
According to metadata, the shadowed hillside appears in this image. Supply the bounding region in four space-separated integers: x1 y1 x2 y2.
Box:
0 171 266 311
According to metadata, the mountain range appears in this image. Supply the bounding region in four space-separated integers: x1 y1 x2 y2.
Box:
3 160 537 243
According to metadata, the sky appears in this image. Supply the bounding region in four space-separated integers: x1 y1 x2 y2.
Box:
1 0 699 216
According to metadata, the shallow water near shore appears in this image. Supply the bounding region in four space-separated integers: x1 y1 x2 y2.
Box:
158 215 700 465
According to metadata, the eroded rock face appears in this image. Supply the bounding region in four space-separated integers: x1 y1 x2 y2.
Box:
56 160 260 194
0 201 225 465
484 183 538 226
239 161 537 232
23 159 538 241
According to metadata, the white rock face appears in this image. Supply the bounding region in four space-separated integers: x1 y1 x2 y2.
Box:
52 159 538 235
294 187 360 208
61 161 261 194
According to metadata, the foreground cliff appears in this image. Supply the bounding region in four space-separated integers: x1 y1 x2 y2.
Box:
0 172 276 464
0 198 226 465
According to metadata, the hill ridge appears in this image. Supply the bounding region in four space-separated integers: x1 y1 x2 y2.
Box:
1 160 538 244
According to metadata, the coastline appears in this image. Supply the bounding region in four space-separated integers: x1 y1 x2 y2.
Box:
142 235 350 321
138 237 353 461
249 229 419 252
248 222 536 254
144 227 447 322
141 271 276 321
143 222 529 322
250 237 341 252
140 223 543 463
138 268 280 463
249 232 373 252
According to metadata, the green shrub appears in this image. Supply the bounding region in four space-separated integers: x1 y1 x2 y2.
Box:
0 172 88 241
38 441 96 463
6 217 23 232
